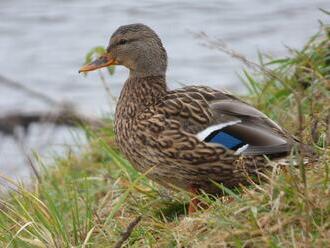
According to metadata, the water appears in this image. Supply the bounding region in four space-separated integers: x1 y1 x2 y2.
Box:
0 0 328 179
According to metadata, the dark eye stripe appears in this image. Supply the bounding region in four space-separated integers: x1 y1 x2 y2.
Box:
118 39 128 45
115 38 137 46
107 38 136 51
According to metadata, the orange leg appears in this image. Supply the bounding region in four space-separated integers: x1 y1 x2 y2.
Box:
188 185 209 214
188 197 200 214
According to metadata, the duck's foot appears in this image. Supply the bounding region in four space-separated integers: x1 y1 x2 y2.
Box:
188 185 209 214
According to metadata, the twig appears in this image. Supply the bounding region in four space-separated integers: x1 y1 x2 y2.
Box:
0 74 106 179
0 110 104 136
13 129 41 182
225 217 298 240
0 74 57 106
192 32 299 98
0 74 103 133
113 216 142 248
297 91 312 235
193 33 283 81
98 70 118 103
327 113 330 147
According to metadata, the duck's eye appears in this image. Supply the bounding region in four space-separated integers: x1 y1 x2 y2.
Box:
118 39 128 45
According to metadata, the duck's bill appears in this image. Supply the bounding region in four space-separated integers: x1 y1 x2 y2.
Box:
79 54 118 73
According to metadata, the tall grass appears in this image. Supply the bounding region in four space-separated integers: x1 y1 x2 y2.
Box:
0 22 329 247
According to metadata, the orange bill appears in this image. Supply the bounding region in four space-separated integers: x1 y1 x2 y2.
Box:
79 53 118 73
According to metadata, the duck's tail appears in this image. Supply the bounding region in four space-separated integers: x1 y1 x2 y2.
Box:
274 156 317 167
271 141 318 167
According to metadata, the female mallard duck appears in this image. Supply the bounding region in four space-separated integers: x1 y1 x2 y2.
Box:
80 24 296 212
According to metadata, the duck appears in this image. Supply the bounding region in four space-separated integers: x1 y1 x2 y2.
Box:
79 23 297 213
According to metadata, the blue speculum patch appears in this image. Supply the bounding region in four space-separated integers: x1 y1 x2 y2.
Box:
205 131 245 149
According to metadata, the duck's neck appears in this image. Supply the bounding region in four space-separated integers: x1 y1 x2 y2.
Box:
115 75 167 120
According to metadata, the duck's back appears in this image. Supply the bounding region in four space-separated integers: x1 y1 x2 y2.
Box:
155 86 294 156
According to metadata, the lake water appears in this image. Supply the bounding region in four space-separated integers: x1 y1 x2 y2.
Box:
0 0 328 180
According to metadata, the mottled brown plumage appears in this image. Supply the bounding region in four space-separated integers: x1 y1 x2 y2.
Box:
80 23 296 196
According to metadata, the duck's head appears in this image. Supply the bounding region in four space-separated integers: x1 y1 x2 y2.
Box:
79 23 167 78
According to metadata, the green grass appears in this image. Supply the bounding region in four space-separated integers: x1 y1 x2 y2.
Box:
0 23 329 247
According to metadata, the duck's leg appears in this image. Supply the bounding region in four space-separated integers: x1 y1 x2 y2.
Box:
188 185 208 214
188 197 200 214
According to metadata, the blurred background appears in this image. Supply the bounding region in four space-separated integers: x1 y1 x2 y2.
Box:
0 0 329 180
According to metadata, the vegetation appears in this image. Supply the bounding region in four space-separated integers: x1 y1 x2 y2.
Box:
0 22 329 247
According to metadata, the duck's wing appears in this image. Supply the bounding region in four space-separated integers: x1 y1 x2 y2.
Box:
164 86 294 157
207 99 294 156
